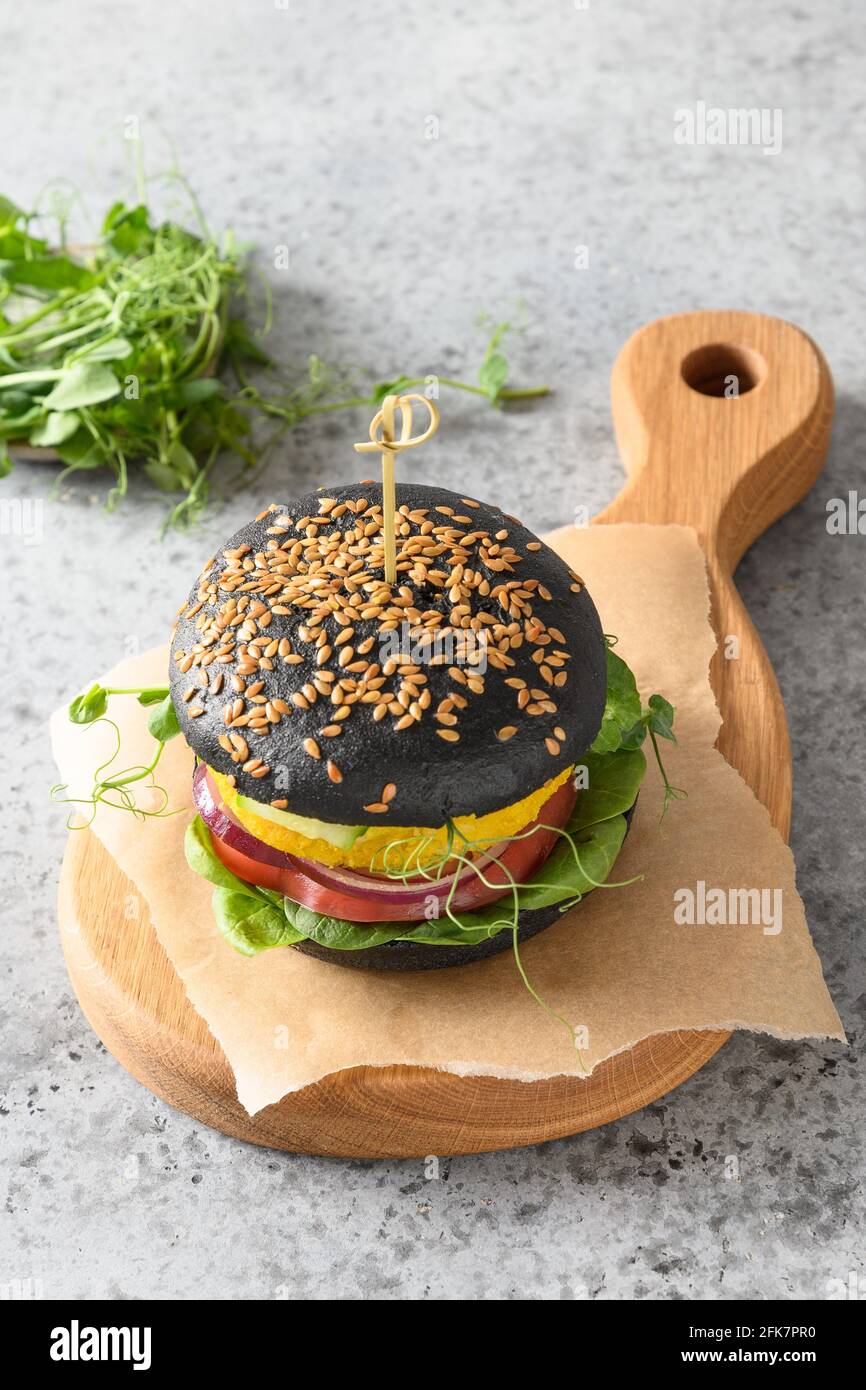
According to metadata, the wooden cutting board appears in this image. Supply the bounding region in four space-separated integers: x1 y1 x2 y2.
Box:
58 310 833 1157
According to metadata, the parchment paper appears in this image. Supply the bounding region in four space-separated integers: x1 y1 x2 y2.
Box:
50 524 844 1114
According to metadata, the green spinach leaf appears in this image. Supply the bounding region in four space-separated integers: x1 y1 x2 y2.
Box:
212 889 303 956
184 819 303 954
590 645 642 754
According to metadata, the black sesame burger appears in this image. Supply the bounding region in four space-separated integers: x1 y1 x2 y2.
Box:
170 463 676 971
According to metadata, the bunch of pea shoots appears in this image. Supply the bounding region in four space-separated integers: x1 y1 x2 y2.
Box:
0 179 549 529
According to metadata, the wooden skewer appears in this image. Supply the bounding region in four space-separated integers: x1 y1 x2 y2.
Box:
380 395 397 586
355 393 440 585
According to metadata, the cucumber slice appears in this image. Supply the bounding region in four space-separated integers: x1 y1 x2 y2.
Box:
236 794 366 849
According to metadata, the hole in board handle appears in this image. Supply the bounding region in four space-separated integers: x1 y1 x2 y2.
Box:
681 343 766 398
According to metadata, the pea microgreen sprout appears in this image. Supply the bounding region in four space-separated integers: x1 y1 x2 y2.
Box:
52 683 181 825
377 812 648 1062
1 165 549 524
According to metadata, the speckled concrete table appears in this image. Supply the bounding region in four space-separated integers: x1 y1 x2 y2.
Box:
2 0 863 1301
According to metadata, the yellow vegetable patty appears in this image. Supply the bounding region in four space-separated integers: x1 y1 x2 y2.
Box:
211 765 573 870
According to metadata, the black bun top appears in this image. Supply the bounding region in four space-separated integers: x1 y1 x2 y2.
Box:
169 483 606 826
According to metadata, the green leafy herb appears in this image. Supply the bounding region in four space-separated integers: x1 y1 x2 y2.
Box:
184 817 303 954
135 686 173 706
41 362 122 411
68 683 109 724
53 683 178 824
145 693 181 742
591 639 686 817
1 164 549 528
589 643 642 754
27 411 80 447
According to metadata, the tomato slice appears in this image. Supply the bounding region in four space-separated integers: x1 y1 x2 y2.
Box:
204 778 576 923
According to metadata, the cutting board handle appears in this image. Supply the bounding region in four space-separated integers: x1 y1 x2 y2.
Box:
596 310 834 838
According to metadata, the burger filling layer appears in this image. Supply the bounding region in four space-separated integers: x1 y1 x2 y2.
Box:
211 764 574 869
193 761 578 922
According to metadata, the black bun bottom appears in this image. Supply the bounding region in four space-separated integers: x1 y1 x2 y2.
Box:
290 900 565 972
290 800 636 972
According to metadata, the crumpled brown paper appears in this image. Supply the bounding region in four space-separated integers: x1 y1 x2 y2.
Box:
50 524 844 1115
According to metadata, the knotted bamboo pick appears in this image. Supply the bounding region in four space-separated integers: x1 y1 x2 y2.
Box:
355 393 440 584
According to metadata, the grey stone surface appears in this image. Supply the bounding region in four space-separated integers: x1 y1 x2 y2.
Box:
1 0 863 1301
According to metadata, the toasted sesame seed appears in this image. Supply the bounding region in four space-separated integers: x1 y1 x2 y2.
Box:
545 738 560 756
364 802 389 813
326 759 343 784
497 726 518 741
303 738 321 759
436 728 460 742
250 764 271 778
320 724 342 736
382 782 396 803
526 541 541 551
